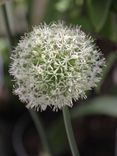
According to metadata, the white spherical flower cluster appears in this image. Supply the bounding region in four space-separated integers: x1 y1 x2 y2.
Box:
10 22 105 111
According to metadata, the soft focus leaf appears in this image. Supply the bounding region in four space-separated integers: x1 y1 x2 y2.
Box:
112 0 117 13
55 0 72 12
86 0 112 32
100 13 117 42
48 117 68 155
0 0 10 5
44 0 60 23
96 52 117 92
75 0 84 6
77 16 93 32
72 96 117 118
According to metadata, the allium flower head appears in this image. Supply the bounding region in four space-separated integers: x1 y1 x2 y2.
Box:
10 22 105 111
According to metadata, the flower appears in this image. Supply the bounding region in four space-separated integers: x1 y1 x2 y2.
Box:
9 22 105 111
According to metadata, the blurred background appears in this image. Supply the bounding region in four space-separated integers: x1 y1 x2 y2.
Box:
0 0 117 156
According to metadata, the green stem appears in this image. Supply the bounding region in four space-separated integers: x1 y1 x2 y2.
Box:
26 0 33 30
29 110 51 156
1 4 13 48
62 106 80 156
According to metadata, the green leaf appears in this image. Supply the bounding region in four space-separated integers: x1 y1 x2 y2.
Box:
112 0 117 13
72 96 117 118
96 52 117 92
44 0 60 23
55 0 72 12
100 13 117 42
75 0 84 6
77 16 93 32
86 0 112 32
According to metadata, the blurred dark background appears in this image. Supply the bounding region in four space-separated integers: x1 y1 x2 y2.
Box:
0 0 117 156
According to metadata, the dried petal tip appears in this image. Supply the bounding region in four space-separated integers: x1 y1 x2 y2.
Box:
9 22 105 111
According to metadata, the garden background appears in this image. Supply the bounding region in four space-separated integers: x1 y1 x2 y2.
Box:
0 0 117 156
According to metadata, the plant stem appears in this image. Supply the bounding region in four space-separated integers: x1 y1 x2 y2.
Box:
62 106 80 156
1 4 13 48
26 0 33 30
29 110 51 156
